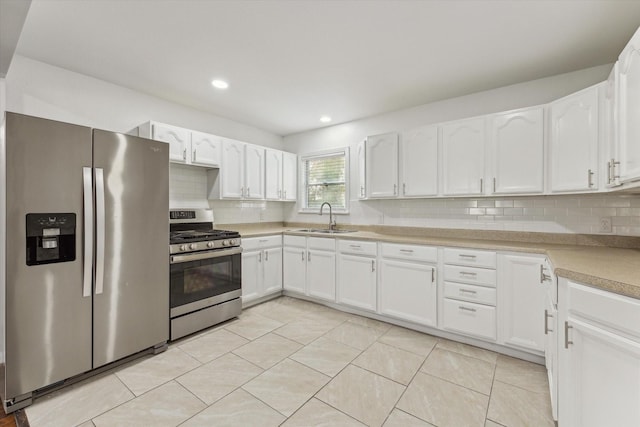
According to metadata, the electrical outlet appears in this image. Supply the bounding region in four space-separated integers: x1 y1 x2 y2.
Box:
599 217 612 233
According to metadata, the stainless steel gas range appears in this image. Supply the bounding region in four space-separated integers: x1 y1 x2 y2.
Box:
169 209 242 340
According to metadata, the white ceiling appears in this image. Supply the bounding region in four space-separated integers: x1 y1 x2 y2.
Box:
12 0 640 136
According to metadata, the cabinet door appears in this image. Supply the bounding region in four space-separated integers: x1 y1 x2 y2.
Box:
221 139 245 198
490 107 544 194
282 151 297 201
441 118 486 196
356 140 366 199
549 86 599 192
365 133 399 198
241 250 262 304
191 131 222 167
618 28 640 183
307 249 336 301
283 246 306 294
498 254 545 353
152 123 190 163
379 259 437 327
265 149 283 200
544 291 558 421
400 125 438 197
263 247 283 295
337 255 377 311
245 144 265 199
560 318 640 427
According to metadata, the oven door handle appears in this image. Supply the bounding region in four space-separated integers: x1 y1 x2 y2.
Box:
170 247 243 264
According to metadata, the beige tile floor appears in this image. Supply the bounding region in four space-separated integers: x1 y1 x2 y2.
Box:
25 296 554 427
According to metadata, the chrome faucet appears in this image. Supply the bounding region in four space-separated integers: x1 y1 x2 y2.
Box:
319 202 337 230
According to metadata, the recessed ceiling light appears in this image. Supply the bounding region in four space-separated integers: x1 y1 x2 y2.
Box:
211 79 229 89
320 116 332 123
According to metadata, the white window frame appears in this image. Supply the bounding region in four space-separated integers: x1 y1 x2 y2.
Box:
298 147 350 214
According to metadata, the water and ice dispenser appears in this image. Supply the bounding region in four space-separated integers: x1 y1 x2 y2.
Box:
26 213 76 265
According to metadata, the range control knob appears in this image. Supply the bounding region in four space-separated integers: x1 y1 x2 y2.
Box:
229 239 237 246
179 244 187 251
189 243 197 250
222 240 229 246
207 242 215 248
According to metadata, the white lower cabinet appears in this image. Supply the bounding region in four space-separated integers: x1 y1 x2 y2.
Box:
241 236 283 305
377 243 437 327
337 240 377 311
283 235 336 302
558 278 640 427
497 254 546 353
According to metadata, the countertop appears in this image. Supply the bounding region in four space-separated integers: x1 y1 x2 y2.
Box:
222 223 640 300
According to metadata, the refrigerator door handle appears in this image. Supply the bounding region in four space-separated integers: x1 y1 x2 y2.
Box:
82 167 94 297
95 168 106 295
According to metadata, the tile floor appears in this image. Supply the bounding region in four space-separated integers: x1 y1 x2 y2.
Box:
24 297 554 427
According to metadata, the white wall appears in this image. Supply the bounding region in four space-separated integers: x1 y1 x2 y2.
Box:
6 55 284 149
283 64 640 236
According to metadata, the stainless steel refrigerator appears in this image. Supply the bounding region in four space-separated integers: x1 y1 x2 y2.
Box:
1 112 169 412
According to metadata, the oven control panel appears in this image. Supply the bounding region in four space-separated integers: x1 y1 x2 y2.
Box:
170 238 241 254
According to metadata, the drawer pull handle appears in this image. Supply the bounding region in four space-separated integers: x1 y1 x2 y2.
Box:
564 321 573 348
371 260 375 272
458 254 477 259
431 268 435 283
399 249 414 253
460 288 477 294
544 309 553 335
459 271 477 277
349 245 362 249
459 306 477 313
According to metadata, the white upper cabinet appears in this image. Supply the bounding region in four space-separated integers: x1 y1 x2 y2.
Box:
489 107 545 195
244 144 265 199
549 85 600 193
400 125 438 197
220 139 245 198
141 122 221 167
282 151 297 201
441 117 486 196
356 140 367 199
265 149 283 200
365 132 399 198
604 63 621 188
617 27 640 184
190 131 222 167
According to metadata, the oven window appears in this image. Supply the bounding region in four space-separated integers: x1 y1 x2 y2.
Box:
170 252 241 308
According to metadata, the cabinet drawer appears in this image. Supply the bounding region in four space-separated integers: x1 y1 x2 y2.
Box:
444 248 497 268
567 281 640 338
284 235 306 248
443 299 496 341
380 243 437 262
242 235 282 251
308 236 335 251
338 240 377 256
444 282 497 306
444 264 496 287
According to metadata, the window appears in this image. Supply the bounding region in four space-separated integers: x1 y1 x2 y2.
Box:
300 148 349 212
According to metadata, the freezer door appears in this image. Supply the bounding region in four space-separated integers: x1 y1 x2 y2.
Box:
4 113 93 399
91 129 169 367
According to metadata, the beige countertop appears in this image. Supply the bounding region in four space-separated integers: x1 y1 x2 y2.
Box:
223 223 640 300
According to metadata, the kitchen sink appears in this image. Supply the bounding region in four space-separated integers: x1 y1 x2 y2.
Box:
294 228 357 234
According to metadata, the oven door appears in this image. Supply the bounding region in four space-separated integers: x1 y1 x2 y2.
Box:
170 247 242 316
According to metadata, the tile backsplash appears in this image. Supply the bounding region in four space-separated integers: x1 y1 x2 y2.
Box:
169 163 284 224
172 163 640 235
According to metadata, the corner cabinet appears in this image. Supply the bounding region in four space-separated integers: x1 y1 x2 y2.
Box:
617 26 640 184
489 107 545 195
441 117 487 196
558 278 640 427
497 254 546 353
549 84 600 193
